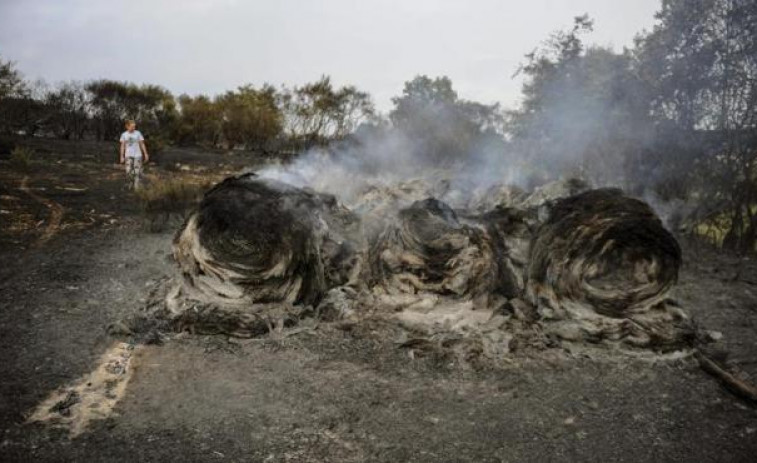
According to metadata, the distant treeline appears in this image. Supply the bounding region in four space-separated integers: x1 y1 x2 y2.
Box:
0 73 375 153
1 0 755 252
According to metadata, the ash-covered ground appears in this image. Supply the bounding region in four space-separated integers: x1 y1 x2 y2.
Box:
1 140 757 462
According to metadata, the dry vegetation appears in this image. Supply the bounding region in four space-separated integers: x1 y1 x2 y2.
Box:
135 176 214 231
9 145 33 170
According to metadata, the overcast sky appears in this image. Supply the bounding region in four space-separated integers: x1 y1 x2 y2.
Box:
0 0 661 112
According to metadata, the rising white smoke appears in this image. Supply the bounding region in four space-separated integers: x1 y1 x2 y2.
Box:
258 121 529 212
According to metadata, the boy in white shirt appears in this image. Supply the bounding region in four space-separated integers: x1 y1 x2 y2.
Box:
119 120 149 190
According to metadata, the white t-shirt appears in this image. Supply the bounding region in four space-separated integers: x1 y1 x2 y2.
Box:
120 130 145 158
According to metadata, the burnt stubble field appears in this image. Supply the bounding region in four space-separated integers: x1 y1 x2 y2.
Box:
1 140 756 462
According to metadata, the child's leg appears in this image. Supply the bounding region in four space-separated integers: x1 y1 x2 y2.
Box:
125 158 133 189
133 158 143 190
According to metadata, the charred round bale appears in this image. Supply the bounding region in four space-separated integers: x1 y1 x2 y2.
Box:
526 188 681 317
476 206 536 299
524 188 692 349
173 174 363 310
370 198 505 301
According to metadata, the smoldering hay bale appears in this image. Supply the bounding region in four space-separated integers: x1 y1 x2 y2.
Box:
475 206 536 299
143 171 694 351
518 178 591 209
168 173 364 335
370 198 514 303
350 178 453 240
527 188 681 315
467 184 527 214
525 188 693 348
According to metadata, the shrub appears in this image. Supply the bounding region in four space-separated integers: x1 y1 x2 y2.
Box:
10 145 34 169
146 133 168 156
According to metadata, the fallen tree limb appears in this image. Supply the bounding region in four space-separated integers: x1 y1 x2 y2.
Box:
695 351 757 403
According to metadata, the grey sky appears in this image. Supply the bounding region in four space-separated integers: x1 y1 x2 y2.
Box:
0 0 661 112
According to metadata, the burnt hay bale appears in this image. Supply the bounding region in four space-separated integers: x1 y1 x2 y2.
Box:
151 175 694 350
172 174 363 312
528 188 681 317
467 184 527 214
519 177 591 210
524 188 692 349
526 188 682 317
477 206 536 299
370 198 503 301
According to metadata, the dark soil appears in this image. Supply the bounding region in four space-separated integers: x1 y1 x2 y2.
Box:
1 139 756 462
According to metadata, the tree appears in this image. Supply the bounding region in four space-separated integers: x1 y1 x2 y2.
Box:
86 80 177 141
506 15 659 190
0 57 41 135
173 94 221 147
390 75 502 163
86 80 129 140
216 84 283 151
44 81 91 140
0 57 26 100
280 76 375 148
331 85 375 139
636 0 757 252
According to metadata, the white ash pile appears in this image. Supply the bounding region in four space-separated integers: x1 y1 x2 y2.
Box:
142 173 695 353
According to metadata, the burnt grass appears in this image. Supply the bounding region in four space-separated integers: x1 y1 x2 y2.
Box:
1 140 757 462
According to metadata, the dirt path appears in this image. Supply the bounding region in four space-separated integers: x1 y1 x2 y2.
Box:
18 175 65 247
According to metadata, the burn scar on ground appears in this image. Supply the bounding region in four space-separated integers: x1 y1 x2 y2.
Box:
19 175 65 247
27 342 143 437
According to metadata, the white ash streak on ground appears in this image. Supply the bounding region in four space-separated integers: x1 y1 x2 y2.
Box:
27 342 142 437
